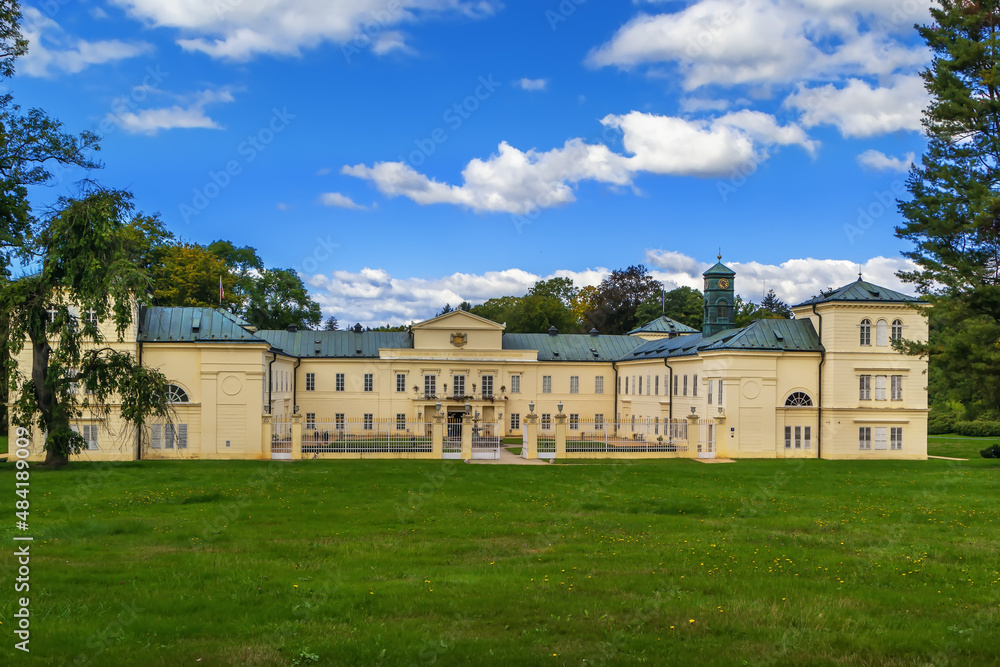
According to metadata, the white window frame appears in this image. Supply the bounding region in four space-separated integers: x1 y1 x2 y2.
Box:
305 413 316 430
363 413 374 431
569 376 579 394
482 374 494 397
859 426 872 450
510 413 520 430
305 373 315 391
693 374 698 397
396 413 406 431
595 414 605 431
874 426 888 450
595 376 604 394
396 373 406 393
860 319 872 346
875 375 887 401
569 414 579 430
335 413 345 430
541 413 552 430
859 375 871 400
335 373 345 392
891 319 903 341
891 375 902 401
890 427 903 450
453 374 465 397
542 375 552 394
364 373 374 392
510 375 521 394
424 374 436 397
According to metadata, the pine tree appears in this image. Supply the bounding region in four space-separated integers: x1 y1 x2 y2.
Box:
895 0 1000 414
759 289 791 319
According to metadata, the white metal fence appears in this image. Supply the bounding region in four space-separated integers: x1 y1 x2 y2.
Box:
303 418 433 453
271 417 292 459
565 418 696 453
471 420 500 460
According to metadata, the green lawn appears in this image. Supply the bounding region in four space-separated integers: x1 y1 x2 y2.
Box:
0 434 7 455
928 434 999 459
1 455 998 666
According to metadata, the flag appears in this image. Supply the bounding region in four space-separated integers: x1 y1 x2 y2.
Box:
219 275 224 304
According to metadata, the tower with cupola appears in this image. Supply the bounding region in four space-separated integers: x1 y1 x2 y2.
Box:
702 256 736 337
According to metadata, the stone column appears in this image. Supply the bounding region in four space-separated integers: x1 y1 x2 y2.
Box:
555 413 567 458
524 413 538 459
713 414 726 456
291 413 302 460
262 414 272 460
687 412 700 455
432 413 443 458
461 414 473 460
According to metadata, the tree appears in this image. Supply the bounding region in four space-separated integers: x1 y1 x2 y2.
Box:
470 295 520 325
322 315 339 331
571 285 598 328
584 265 663 334
151 243 239 310
457 301 472 312
635 286 704 330
758 289 791 319
2 190 171 465
242 268 322 330
207 240 263 313
895 0 1000 413
528 277 577 307
733 295 762 327
437 304 453 316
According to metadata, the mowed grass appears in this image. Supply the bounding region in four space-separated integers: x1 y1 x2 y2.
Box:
928 434 999 459
0 455 998 666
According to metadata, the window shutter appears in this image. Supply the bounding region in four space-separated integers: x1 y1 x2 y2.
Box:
177 424 188 449
151 424 162 449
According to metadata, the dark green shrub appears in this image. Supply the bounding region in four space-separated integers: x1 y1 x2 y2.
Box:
928 401 962 435
980 444 1000 459
954 421 1000 437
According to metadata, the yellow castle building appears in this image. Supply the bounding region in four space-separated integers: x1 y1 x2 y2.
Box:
12 259 929 461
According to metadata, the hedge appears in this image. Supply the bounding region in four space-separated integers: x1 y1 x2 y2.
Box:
954 421 1000 437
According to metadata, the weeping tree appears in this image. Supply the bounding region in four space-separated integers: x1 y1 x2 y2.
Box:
2 189 172 465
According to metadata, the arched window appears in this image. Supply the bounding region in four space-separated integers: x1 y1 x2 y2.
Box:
876 319 888 346
891 319 903 341
716 298 729 323
859 319 871 346
784 392 813 407
166 384 189 403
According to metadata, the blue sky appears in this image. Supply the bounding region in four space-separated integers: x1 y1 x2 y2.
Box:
13 0 932 325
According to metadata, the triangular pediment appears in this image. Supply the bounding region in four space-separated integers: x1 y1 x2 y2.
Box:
410 310 505 331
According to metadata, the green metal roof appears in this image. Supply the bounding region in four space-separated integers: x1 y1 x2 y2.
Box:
626 318 822 359
702 260 735 277
502 333 644 362
628 315 699 335
139 307 266 343
256 329 412 358
793 278 924 308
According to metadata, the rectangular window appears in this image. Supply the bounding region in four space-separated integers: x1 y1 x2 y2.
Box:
569 376 579 394
595 376 604 394
655 375 659 395
647 374 651 395
683 375 688 396
858 426 872 450
693 374 698 397
674 375 679 396
335 373 345 392
363 413 373 431
718 380 723 405
396 373 406 392
364 373 374 392
595 414 605 431
795 426 802 449
541 414 552 430
305 373 315 391
83 424 99 450
424 374 436 398
708 380 713 405
482 374 493 397
890 427 903 450
510 375 521 394
891 375 902 401
542 375 552 393
784 425 792 449
335 413 345 430
875 375 887 401
306 413 316 430
511 413 520 431
569 414 579 430
638 376 643 394
874 426 888 450
859 375 871 400
803 426 812 449
625 377 629 394
396 413 406 431
453 374 465 397
150 424 185 450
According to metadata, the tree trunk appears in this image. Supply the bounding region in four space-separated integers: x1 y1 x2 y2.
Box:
30 333 69 466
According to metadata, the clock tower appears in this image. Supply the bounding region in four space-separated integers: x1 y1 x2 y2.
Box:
702 255 736 337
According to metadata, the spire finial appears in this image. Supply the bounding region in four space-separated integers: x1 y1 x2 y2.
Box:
858 265 863 281
717 248 722 261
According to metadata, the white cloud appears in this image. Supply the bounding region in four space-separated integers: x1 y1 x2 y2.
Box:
345 110 814 213
785 76 928 138
108 88 235 135
20 7 152 77
320 192 368 210
644 250 919 305
111 0 498 61
857 149 915 173
302 253 918 325
516 78 548 91
587 0 931 92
